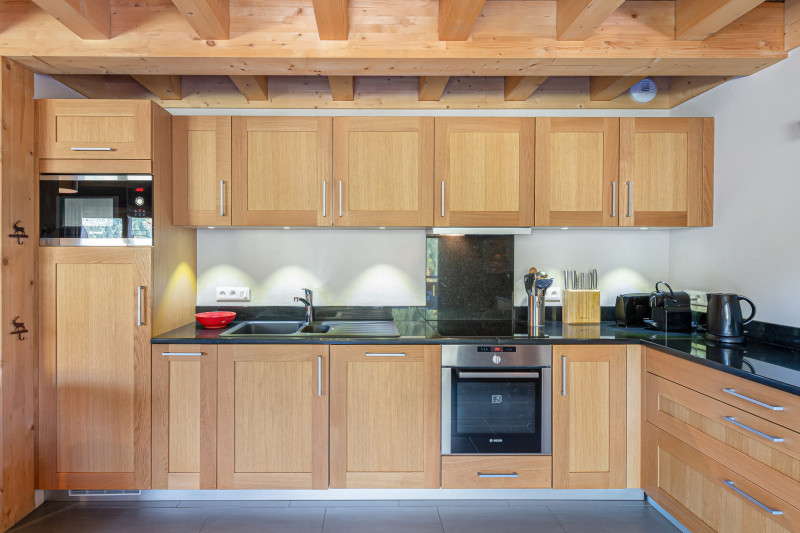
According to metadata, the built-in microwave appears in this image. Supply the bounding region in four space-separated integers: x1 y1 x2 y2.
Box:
39 174 153 246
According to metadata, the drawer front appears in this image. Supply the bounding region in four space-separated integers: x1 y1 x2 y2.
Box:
37 100 152 159
647 373 800 510
645 424 800 533
441 455 552 489
646 348 800 433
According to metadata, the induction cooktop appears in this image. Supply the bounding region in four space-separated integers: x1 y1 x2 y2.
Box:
428 320 519 338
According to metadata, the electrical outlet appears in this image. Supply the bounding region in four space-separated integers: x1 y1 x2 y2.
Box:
545 287 562 302
216 286 251 302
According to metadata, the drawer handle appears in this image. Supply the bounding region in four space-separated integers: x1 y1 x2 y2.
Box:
723 388 784 411
723 416 784 443
722 480 782 516
162 352 203 357
478 472 518 478
70 147 113 151
365 352 405 357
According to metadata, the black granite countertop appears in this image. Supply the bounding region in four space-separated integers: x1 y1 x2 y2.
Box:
154 311 800 396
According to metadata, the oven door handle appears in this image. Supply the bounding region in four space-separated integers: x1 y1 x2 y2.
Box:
456 371 540 379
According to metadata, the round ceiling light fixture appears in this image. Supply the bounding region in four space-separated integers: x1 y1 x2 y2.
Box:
630 78 658 103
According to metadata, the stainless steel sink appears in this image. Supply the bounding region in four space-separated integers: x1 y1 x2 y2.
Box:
219 320 400 338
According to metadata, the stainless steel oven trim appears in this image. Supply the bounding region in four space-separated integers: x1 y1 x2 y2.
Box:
39 237 153 247
441 367 452 455
40 174 153 181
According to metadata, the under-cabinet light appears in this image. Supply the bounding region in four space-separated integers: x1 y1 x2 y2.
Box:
429 227 532 235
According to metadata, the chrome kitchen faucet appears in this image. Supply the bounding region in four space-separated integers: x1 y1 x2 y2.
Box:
294 288 314 323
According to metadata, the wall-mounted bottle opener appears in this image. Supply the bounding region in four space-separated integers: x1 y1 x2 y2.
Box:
10 317 28 341
8 220 29 245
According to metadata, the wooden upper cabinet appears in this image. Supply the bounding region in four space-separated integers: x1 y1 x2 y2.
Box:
552 344 627 489
231 117 332 226
619 117 713 227
38 247 152 489
333 117 434 227
435 118 534 227
217 344 329 490
37 100 152 160
172 116 232 226
152 344 218 490
329 345 441 489
535 118 620 227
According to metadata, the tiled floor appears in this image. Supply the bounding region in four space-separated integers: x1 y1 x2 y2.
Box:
9 500 680 533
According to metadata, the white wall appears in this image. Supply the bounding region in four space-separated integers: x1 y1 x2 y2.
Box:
668 50 800 327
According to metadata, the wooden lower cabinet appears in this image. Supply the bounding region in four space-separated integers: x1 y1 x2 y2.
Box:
441 456 552 489
329 345 440 488
217 344 329 489
645 424 800 532
152 344 218 489
552 344 627 489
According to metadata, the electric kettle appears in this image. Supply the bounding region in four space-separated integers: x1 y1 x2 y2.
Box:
705 293 756 344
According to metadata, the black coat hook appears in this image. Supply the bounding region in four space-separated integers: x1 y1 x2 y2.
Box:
8 220 29 245
10 316 28 341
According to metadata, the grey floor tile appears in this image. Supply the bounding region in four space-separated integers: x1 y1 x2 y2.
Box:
11 507 209 533
323 507 444 533
200 508 325 533
178 500 291 508
400 499 509 507
439 505 565 533
290 500 399 507
548 504 679 533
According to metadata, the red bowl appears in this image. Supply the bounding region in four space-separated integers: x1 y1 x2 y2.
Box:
195 311 236 329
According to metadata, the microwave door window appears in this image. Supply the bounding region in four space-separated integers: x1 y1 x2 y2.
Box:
60 197 122 239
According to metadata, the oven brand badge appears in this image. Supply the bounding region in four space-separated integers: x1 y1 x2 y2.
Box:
492 395 502 404
490 438 503 443
492 355 502 365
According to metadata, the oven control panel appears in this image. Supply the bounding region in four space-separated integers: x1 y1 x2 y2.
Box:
441 344 551 368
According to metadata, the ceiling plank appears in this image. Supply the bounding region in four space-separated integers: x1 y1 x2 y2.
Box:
439 0 486 40
171 0 230 40
787 0 800 51
589 76 645 101
131 75 183 100
418 76 450 101
504 76 548 101
229 76 269 101
668 76 733 107
328 76 354 101
676 0 764 40
557 0 625 41
29 0 110 39
311 0 349 40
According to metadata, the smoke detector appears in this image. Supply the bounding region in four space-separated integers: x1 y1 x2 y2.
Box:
630 78 657 103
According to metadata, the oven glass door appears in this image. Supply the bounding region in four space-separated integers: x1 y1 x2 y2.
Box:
448 369 543 454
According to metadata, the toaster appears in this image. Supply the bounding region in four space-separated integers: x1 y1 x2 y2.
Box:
615 293 651 327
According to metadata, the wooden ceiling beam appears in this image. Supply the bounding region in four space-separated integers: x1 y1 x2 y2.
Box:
311 0 349 40
29 0 110 39
418 76 450 101
504 76 548 101
787 0 800 51
676 0 764 40
668 76 733 107
171 0 230 40
328 76 354 101
131 75 183 100
229 76 269 101
589 76 645 101
439 0 486 40
557 0 625 41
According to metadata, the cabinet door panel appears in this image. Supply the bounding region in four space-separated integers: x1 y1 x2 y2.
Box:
218 345 328 489
535 118 619 226
152 345 217 489
232 117 331 226
334 117 433 226
435 118 534 227
39 248 151 489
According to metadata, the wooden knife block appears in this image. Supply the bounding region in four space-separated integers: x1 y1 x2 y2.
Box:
563 289 601 324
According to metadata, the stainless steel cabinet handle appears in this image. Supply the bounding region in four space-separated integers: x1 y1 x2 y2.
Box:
626 181 632 217
318 356 322 397
457 372 540 379
723 416 783 443
338 180 343 217
722 480 782 516
723 388 784 411
366 352 405 357
561 355 566 396
220 180 225 217
611 181 617 217
162 352 203 357
441 180 445 217
478 472 518 478
137 286 145 326
322 181 327 218
70 147 113 151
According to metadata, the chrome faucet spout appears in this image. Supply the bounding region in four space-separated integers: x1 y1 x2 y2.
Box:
294 295 314 323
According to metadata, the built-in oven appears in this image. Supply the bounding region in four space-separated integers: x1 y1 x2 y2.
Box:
442 345 551 455
39 174 153 246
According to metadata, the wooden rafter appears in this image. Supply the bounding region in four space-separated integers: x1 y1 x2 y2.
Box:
676 0 764 40
557 0 625 41
418 77 449 101
439 0 486 40
668 76 732 107
49 75 125 98
504 76 548 101
171 0 230 40
589 76 645 101
29 0 110 39
131 75 183 100
311 0 349 40
787 0 800 51
328 76 354 101
229 76 269 101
